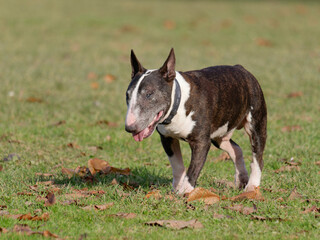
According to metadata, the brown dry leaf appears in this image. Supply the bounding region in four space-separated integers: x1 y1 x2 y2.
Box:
110 212 137 219
256 38 273 47
121 182 135 191
164 20 176 30
0 165 3 172
35 173 54 177
17 212 49 222
144 190 162 200
301 205 320 214
0 205 7 210
212 152 230 162
223 204 257 215
94 203 114 210
316 161 320 166
44 192 56 207
75 166 89 177
67 142 80 149
281 125 302 132
42 230 59 238
88 158 110 175
13 224 33 234
61 167 76 178
17 192 34 196
146 219 203 229
36 180 54 186
95 120 118 127
50 120 66 127
287 91 303 98
288 186 303 200
26 97 43 103
187 187 220 204
90 82 99 89
213 213 233 219
231 186 264 201
251 215 285 221
106 167 131 176
275 165 300 173
104 74 116 83
87 72 97 80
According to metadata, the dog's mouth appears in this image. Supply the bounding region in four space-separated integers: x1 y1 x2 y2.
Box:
132 111 164 142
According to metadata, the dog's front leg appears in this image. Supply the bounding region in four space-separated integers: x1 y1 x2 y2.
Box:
187 140 211 187
160 135 194 194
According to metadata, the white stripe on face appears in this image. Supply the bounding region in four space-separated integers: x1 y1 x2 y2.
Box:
125 70 156 127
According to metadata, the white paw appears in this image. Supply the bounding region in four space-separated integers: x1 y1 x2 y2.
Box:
173 173 194 195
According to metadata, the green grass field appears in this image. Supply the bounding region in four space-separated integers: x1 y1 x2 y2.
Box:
0 0 319 239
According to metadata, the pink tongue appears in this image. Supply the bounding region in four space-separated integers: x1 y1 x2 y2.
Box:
132 128 149 142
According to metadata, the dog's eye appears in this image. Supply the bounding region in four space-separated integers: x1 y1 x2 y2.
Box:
146 92 154 99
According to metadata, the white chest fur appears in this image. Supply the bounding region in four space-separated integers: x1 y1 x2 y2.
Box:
157 72 196 139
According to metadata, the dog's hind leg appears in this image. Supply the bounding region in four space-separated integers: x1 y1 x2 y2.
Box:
160 135 194 194
215 130 249 189
244 110 267 192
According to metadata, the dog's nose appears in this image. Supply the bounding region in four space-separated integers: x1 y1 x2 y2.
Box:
125 124 137 133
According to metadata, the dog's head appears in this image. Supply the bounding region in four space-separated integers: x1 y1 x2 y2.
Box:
125 48 176 141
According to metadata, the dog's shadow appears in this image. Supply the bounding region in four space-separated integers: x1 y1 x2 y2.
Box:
43 167 171 191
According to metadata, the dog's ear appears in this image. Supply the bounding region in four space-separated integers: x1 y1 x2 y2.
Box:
131 50 146 79
159 48 176 82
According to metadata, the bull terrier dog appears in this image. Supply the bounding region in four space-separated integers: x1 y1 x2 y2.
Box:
125 48 267 194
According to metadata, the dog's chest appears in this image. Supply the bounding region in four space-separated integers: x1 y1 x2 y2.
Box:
157 73 196 139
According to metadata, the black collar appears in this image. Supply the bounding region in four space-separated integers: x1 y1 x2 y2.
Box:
161 78 181 125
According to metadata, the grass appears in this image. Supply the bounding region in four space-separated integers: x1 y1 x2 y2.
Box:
0 0 319 239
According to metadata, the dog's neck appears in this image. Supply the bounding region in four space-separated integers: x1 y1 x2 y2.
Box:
161 78 181 125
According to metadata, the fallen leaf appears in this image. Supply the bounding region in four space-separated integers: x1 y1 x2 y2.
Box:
145 219 203 229
212 152 230 162
42 230 59 238
281 125 302 132
256 38 273 47
0 205 7 210
187 187 220 204
104 74 116 83
109 212 137 219
67 142 80 149
87 72 97 80
316 161 320 166
26 97 43 103
44 192 56 207
301 205 320 214
16 212 49 221
251 215 285 221
95 120 118 127
106 167 131 176
223 204 257 215
61 199 78 205
231 186 264 201
90 82 99 89
75 166 90 177
36 180 54 186
287 92 303 98
144 190 162 200
88 158 110 175
275 165 300 173
17 192 34 196
288 186 303 200
13 224 33 234
50 120 66 127
61 167 76 178
164 20 176 30
94 203 114 210
213 213 233 219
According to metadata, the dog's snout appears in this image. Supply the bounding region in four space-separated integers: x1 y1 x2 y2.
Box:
125 124 137 133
